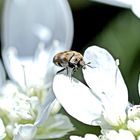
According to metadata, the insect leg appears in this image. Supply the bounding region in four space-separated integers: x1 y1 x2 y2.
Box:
56 68 66 74
66 67 69 75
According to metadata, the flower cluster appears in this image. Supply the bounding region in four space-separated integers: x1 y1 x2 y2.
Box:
53 45 140 140
0 44 75 140
0 0 75 139
0 74 74 140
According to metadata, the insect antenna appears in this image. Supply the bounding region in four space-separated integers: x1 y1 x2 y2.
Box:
83 62 93 69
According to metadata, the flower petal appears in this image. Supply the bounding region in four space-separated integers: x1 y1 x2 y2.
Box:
2 0 73 88
102 129 135 140
70 135 84 140
36 114 74 139
85 134 99 140
93 0 131 8
0 119 6 139
131 0 140 19
35 99 56 126
93 0 140 19
83 46 128 111
0 87 35 121
127 119 140 134
138 75 140 97
13 124 37 140
53 74 102 125
70 134 99 140
2 0 73 54
0 60 6 88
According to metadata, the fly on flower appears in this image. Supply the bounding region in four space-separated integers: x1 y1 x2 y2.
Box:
53 51 92 74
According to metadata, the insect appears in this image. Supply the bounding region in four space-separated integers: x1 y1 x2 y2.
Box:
53 50 91 74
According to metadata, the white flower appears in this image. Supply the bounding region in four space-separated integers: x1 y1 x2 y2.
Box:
93 0 140 19
0 86 37 121
126 78 140 135
127 105 140 120
0 60 74 140
53 45 128 129
53 45 140 139
127 105 140 135
70 134 99 140
0 0 74 139
127 119 140 135
13 124 37 140
70 129 136 140
100 129 135 140
2 0 73 90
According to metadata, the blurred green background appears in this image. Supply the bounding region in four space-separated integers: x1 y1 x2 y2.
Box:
0 0 140 139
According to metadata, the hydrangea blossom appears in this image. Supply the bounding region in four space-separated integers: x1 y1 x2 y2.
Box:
93 0 140 18
0 0 74 139
53 45 140 139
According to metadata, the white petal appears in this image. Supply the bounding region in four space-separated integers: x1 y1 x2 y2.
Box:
70 134 99 140
131 0 140 19
84 134 99 140
102 129 135 140
0 119 6 139
13 124 37 140
0 60 6 88
2 47 34 89
83 46 128 111
70 135 84 140
138 75 140 97
127 105 140 119
2 0 73 89
50 99 61 114
2 47 56 89
93 0 140 19
39 114 74 139
53 74 102 125
2 0 73 53
93 0 131 8
35 99 56 126
116 129 135 140
127 119 140 133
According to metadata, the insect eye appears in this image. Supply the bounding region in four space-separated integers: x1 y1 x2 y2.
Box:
74 58 78 62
